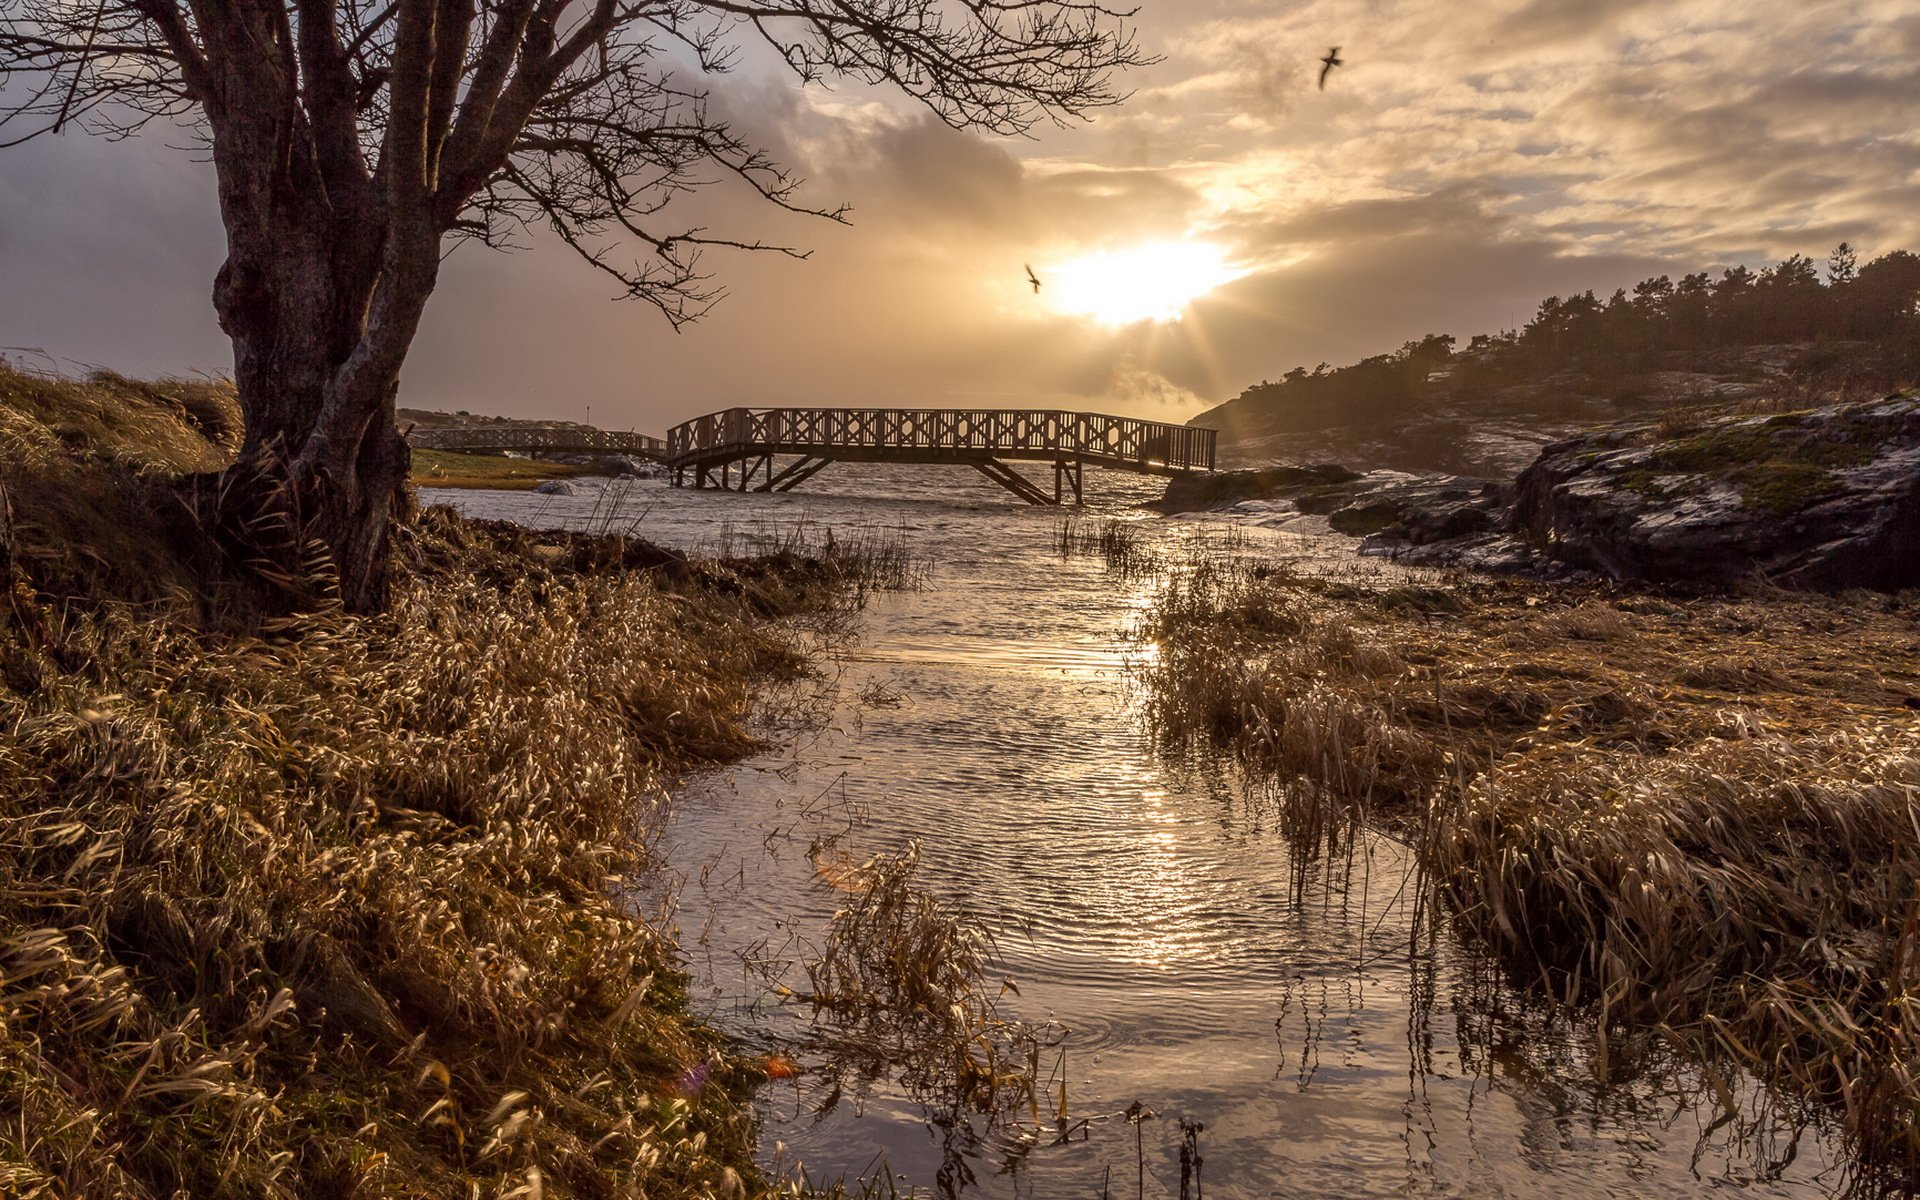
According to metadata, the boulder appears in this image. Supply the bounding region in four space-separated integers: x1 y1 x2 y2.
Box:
533 479 579 496
599 454 665 478
1155 463 1361 512
1321 475 1499 539
1396 497 1496 544
1510 395 1920 591
1327 499 1403 536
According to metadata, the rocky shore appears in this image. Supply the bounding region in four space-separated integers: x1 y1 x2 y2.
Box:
1160 393 1920 592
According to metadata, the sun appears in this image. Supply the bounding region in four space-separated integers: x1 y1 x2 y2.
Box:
1042 241 1241 325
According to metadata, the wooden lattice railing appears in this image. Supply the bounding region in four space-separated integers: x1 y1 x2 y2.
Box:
665 407 1214 472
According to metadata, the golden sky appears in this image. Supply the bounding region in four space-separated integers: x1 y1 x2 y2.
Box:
2 0 1917 429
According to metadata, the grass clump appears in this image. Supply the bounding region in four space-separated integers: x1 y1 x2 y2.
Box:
1055 516 1159 577
1138 563 1920 1191
0 363 240 473
785 843 1056 1194
0 364 872 1196
0 362 241 605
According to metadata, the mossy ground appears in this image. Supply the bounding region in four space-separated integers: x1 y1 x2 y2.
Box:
1637 405 1903 517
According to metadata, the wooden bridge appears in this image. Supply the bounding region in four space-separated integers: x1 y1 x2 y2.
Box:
664 407 1215 504
407 425 667 460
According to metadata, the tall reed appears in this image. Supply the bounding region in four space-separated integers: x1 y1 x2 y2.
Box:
1136 557 1920 1192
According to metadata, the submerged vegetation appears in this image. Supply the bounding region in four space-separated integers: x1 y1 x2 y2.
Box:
0 365 886 1196
1139 559 1920 1192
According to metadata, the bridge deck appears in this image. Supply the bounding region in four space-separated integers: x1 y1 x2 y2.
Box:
408 426 667 460
665 407 1214 504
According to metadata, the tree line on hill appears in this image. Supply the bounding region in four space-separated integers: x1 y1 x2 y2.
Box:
1204 245 1920 435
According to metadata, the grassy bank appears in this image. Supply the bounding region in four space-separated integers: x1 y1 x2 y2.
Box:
0 364 857 1197
411 448 599 490
1139 561 1920 1191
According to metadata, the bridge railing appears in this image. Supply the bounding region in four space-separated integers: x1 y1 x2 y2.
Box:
409 426 667 458
666 407 1214 471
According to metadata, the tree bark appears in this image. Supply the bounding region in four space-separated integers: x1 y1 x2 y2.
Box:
207 180 416 614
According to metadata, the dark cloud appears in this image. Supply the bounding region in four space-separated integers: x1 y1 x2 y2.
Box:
1494 0 1664 54
0 130 228 375
851 117 1026 232
1213 183 1510 250
1029 167 1203 243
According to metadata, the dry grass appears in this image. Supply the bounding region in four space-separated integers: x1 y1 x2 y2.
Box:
1055 517 1160 577
786 843 1056 1195
0 365 880 1197
1139 562 1920 1191
0 363 242 606
0 363 240 474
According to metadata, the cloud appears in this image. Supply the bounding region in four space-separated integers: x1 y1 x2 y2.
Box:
4 0 1918 434
0 128 229 375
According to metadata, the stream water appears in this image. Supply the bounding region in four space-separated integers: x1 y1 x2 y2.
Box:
427 467 1849 1200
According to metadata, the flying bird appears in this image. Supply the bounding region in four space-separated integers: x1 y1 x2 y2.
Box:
1025 264 1042 293
1318 46 1343 90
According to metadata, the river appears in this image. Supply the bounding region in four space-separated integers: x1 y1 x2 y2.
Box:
426 465 1847 1200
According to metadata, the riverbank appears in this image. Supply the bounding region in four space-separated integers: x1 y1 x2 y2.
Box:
410 447 599 489
0 365 861 1196
1140 559 1920 1191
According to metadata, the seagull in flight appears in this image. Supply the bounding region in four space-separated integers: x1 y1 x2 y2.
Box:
1318 46 1343 90
1025 264 1042 293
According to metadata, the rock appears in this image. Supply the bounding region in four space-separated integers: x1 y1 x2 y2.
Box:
1510 395 1920 591
1293 484 1368 515
1155 464 1360 512
533 479 578 496
556 453 662 476
1396 498 1495 544
1321 473 1497 539
599 454 664 478
1328 499 1403 535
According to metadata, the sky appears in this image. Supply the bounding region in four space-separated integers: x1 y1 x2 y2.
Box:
2 0 1917 432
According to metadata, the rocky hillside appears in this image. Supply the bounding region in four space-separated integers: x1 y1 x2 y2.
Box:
1189 344 1877 477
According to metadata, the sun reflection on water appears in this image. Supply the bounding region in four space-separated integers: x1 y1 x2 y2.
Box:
430 471 1849 1200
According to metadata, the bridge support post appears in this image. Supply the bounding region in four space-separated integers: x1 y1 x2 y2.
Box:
737 454 772 491
1054 459 1084 505
763 455 832 492
973 459 1054 505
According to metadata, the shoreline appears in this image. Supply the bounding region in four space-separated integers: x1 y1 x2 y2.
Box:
1 366 854 1195
1135 552 1920 1191
408 447 601 489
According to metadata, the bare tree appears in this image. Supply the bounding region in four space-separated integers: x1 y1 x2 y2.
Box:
0 0 1145 610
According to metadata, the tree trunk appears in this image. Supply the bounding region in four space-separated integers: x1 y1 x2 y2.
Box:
219 359 412 615
209 208 416 615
